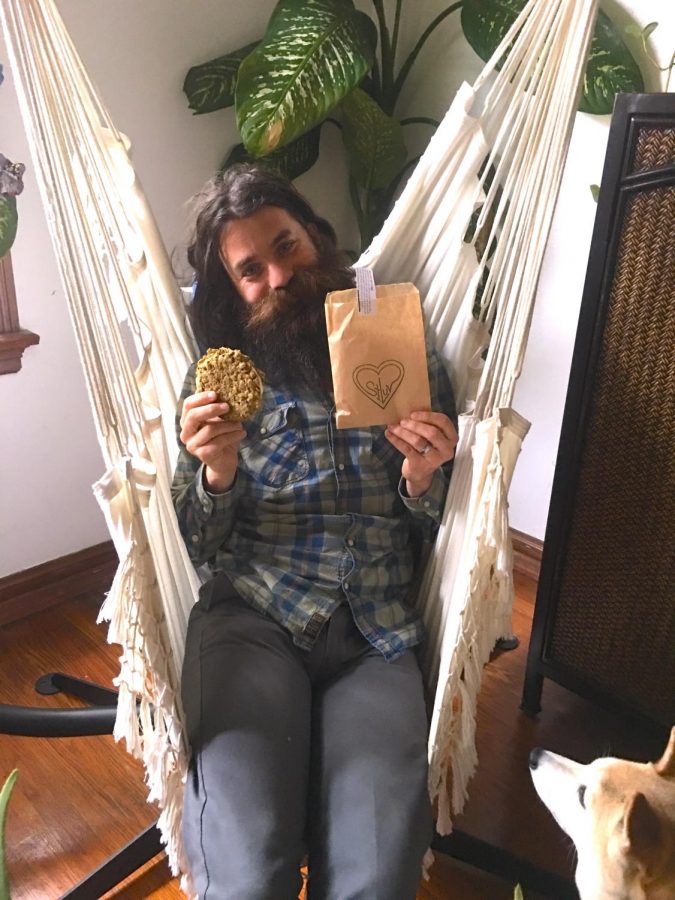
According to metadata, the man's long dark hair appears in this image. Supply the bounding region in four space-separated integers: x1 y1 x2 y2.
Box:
187 164 348 355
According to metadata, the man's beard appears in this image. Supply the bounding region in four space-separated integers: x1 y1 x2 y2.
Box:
237 251 354 395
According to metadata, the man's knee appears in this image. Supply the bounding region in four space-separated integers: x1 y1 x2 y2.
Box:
183 744 307 900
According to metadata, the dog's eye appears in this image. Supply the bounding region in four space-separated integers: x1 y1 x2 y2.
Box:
577 785 586 808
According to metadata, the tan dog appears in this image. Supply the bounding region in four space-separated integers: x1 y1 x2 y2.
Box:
529 728 675 900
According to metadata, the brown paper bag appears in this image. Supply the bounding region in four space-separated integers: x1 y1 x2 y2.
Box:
325 281 431 429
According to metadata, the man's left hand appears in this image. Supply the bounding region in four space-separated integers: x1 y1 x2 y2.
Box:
385 411 458 498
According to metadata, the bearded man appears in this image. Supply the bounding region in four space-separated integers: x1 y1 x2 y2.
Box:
172 164 458 899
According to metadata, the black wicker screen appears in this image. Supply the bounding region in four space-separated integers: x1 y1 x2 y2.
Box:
523 94 675 731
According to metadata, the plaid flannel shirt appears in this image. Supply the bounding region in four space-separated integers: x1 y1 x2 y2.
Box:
171 345 456 660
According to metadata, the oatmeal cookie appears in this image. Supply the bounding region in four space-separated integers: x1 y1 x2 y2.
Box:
195 347 264 421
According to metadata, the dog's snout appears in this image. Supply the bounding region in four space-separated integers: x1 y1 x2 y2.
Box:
529 747 544 770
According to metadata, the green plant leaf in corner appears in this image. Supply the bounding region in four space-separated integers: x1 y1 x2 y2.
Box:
1 770 18 900
514 885 525 900
461 1 644 115
223 125 323 181
590 183 600 203
580 10 644 114
236 0 377 156
340 88 407 191
0 196 18 260
184 41 259 114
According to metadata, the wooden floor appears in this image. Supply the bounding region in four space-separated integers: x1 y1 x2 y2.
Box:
0 570 664 899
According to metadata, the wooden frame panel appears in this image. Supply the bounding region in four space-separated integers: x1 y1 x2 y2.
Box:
523 93 675 734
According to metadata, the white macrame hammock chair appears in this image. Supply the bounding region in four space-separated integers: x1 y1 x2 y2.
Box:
2 0 599 886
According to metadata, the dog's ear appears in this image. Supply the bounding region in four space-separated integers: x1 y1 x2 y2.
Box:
623 792 663 873
654 727 675 778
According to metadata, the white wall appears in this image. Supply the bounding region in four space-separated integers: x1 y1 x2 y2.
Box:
508 0 674 538
507 115 611 538
1 0 672 576
0 44 109 577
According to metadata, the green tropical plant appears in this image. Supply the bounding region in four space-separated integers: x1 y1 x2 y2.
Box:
0 770 18 900
589 19 673 205
0 64 25 260
184 0 644 251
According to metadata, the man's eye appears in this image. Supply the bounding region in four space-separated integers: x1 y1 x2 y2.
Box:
242 266 262 279
577 785 586 808
278 240 297 256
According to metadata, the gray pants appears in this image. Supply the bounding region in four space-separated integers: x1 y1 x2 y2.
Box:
181 574 433 899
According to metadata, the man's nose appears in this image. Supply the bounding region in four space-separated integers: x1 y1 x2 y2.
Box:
267 262 292 290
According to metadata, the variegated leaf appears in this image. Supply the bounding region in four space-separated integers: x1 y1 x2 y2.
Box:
223 126 322 180
236 0 377 156
0 197 18 259
184 42 259 114
460 0 523 64
461 0 643 115
579 10 644 114
341 88 406 190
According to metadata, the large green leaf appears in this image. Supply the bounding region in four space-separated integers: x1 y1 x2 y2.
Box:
461 1 644 115
0 197 17 259
236 0 377 156
340 88 406 190
223 125 323 180
461 0 520 64
184 41 259 114
579 10 644 114
1 770 18 900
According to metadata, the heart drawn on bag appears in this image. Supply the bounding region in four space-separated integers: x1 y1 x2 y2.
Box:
352 360 405 409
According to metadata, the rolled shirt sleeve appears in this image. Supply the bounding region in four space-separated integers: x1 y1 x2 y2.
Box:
398 467 448 540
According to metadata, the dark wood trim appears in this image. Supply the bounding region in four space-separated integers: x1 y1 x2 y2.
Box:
0 328 40 374
511 528 542 583
0 541 118 627
523 93 675 729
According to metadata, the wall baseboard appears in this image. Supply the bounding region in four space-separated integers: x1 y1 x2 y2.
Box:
511 528 543 583
0 528 543 629
0 541 118 627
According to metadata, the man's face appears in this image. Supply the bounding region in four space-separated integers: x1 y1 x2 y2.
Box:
219 206 319 305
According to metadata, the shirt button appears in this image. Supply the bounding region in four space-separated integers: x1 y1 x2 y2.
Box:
260 427 267 434
343 581 349 590
338 463 345 471
423 501 431 508
347 539 355 547
191 534 199 543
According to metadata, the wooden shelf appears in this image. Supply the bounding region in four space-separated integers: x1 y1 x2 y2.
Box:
0 327 40 374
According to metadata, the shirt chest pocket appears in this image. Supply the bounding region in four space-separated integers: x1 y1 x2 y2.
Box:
240 402 310 488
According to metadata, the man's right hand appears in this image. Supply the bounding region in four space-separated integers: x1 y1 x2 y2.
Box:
180 391 245 493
